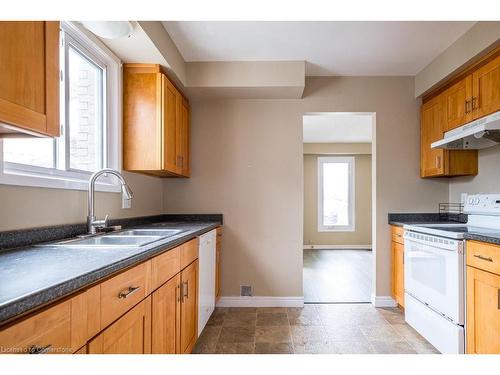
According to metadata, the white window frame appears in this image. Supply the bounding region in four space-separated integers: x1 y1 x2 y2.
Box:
0 21 122 193
317 156 355 232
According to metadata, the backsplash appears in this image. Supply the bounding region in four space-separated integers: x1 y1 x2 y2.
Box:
449 144 500 202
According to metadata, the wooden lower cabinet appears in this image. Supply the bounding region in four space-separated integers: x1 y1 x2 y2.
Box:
180 260 198 354
466 266 500 354
88 297 152 354
152 274 181 354
391 241 405 307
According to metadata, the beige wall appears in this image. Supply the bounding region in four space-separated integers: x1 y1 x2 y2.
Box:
303 152 372 246
303 143 371 155
163 76 450 298
0 171 164 231
449 144 500 202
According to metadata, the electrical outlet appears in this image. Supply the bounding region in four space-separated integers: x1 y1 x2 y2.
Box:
240 285 252 297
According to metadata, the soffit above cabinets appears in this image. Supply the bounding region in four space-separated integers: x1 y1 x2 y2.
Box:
163 21 475 76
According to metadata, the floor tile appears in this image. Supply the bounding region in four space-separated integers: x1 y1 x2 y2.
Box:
215 342 255 354
378 307 406 324
360 324 405 342
369 340 418 354
206 311 226 326
255 325 291 343
256 307 287 313
226 307 257 314
291 325 327 345
218 326 256 343
293 340 336 354
256 312 289 326
323 324 366 341
255 342 293 354
223 313 257 327
331 340 375 354
288 311 322 326
407 340 440 354
391 323 428 344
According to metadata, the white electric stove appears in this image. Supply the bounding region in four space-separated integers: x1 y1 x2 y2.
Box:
403 193 500 354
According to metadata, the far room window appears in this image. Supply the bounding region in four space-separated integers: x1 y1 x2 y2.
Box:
317 156 355 232
0 22 120 192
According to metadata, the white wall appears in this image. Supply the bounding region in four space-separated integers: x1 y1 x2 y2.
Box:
163 76 449 299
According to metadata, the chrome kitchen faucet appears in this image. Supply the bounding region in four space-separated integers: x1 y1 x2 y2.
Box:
87 169 133 234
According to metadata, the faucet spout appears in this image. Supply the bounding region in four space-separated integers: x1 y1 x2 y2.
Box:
87 168 133 234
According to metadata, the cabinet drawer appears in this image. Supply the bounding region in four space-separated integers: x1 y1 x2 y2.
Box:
391 225 404 244
466 241 500 275
151 246 181 290
0 300 72 354
100 261 151 329
180 238 199 270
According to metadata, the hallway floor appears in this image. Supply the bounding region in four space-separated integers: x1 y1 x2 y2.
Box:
303 249 372 303
193 305 438 354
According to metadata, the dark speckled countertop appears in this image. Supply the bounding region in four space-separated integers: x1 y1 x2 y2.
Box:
0 217 221 325
388 212 500 246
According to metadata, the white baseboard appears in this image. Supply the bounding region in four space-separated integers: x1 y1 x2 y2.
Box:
371 295 397 308
216 296 304 308
303 244 372 250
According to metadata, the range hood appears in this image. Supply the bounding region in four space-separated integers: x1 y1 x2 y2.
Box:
432 111 500 150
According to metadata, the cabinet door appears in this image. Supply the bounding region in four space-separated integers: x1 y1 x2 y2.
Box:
162 75 179 173
152 274 181 354
180 260 198 354
391 241 404 307
466 266 500 354
0 21 60 136
88 297 152 354
176 97 190 176
443 75 473 131
472 55 500 120
421 95 445 177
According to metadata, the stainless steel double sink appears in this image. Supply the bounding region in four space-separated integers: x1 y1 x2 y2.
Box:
43 228 186 248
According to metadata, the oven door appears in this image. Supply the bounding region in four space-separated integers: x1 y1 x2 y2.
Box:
404 233 464 325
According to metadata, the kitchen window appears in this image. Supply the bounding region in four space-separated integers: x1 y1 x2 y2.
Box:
317 156 355 232
0 22 121 192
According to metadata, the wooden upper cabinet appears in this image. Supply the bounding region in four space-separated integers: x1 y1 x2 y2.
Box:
472 54 500 120
123 64 190 178
443 76 473 131
177 97 190 176
421 95 446 177
0 21 60 137
421 92 478 178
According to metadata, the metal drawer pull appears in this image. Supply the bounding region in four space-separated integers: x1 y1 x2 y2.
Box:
118 286 141 299
473 254 493 262
183 281 189 299
28 344 52 354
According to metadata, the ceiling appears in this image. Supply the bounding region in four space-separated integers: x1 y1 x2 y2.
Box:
303 114 373 143
162 21 475 76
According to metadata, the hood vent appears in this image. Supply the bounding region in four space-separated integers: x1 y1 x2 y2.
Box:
432 111 500 150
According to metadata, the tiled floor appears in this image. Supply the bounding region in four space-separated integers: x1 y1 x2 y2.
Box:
303 249 372 303
193 304 439 354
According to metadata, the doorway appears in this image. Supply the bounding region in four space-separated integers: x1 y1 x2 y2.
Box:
302 112 375 303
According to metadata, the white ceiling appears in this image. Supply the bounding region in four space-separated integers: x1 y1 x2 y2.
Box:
162 21 475 76
303 114 373 143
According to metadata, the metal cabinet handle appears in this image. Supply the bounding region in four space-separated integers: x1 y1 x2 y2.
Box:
473 254 493 262
435 155 442 169
28 344 52 354
472 96 478 110
118 286 140 299
182 280 189 300
465 100 470 114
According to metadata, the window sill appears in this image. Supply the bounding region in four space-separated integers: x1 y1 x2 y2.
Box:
318 226 356 233
0 165 121 193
